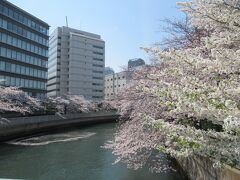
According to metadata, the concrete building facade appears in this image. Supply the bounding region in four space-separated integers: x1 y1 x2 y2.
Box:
0 0 49 98
47 27 105 101
105 71 131 99
105 59 145 99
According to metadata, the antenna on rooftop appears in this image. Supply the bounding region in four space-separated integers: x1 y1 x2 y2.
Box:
66 16 69 27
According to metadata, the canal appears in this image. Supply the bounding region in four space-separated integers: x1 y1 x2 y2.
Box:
0 123 186 180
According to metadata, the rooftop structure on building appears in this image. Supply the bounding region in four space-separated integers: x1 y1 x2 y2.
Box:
128 58 145 70
104 67 114 76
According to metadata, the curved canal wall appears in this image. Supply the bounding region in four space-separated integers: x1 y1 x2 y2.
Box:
177 155 240 180
0 111 119 142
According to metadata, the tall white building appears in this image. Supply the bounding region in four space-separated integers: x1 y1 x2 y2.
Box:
47 27 105 100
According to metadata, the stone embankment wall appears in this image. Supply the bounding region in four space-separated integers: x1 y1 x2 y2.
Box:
0 111 119 141
177 155 240 180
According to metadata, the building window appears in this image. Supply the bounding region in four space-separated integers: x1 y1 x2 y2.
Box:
0 32 48 57
93 52 104 55
93 58 103 62
93 64 104 68
93 45 104 49
93 70 103 74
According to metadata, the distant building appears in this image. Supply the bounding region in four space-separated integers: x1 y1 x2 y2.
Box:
0 0 49 98
47 27 105 101
105 71 130 99
104 67 114 75
105 58 146 99
128 58 145 70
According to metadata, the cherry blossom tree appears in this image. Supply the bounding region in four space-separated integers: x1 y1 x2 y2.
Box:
0 87 107 115
157 15 211 49
0 87 43 114
45 95 97 114
105 0 240 172
45 95 116 114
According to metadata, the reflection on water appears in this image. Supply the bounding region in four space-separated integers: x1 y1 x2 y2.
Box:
7 131 96 146
0 123 187 180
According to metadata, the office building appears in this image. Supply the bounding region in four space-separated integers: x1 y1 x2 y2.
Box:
47 27 105 101
105 71 130 99
0 0 49 98
105 59 145 99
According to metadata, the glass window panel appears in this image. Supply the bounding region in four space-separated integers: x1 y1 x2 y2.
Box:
0 61 5 71
30 80 33 88
17 52 21 60
0 75 5 86
34 69 37 77
10 77 15 86
2 34 7 43
16 65 20 74
7 35 12 44
12 37 17 46
27 43 30 51
22 41 26 50
11 64 15 72
0 47 6 57
26 67 29 75
24 79 28 88
7 49 11 58
5 62 11 72
16 78 20 86
30 68 33 76
30 57 34 64
20 66 25 75
17 39 21 48
34 81 37 89
2 20 7 29
26 55 30 63
5 76 10 86
22 53 26 62
20 79 24 87
12 51 17 59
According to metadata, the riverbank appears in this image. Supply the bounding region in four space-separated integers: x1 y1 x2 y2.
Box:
0 111 119 142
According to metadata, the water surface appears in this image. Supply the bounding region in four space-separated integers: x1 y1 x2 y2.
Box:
0 123 186 180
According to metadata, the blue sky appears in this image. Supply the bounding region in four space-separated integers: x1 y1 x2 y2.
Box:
9 0 184 72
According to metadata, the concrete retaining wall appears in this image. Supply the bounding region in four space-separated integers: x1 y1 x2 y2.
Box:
0 111 119 142
221 165 240 180
177 155 240 180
